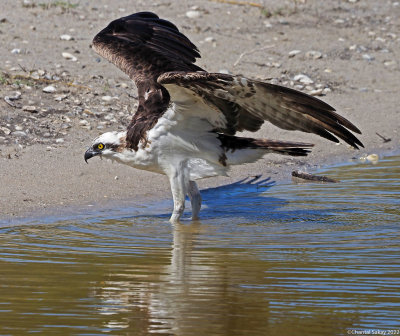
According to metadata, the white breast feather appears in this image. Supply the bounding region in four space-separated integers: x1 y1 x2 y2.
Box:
105 104 229 179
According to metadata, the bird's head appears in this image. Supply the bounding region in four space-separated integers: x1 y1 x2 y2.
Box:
84 131 126 163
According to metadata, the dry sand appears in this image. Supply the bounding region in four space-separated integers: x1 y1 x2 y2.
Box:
0 0 399 222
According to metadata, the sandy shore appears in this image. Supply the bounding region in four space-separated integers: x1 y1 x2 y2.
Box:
1 0 399 222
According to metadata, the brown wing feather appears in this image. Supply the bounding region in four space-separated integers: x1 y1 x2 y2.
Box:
92 12 202 83
158 71 363 149
92 12 203 149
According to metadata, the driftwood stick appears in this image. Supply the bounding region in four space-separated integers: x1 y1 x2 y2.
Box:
292 170 339 183
3 73 91 91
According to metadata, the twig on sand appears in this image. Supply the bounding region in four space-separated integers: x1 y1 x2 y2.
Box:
292 171 339 183
208 0 265 8
233 45 275 67
376 132 391 143
18 63 28 73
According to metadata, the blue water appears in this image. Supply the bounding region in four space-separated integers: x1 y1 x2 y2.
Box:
0 155 399 335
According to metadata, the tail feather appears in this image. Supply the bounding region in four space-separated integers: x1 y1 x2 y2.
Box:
252 138 314 156
218 134 313 166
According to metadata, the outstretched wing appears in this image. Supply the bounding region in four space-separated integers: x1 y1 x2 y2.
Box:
92 12 203 149
158 71 363 149
92 11 202 83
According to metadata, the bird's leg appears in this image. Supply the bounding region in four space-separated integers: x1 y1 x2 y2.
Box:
168 163 189 223
188 180 201 220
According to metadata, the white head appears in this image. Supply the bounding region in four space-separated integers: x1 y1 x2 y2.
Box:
84 131 127 163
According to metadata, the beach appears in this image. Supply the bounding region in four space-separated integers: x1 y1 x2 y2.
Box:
1 0 399 221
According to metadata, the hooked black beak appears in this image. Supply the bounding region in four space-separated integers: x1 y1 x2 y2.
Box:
84 148 99 163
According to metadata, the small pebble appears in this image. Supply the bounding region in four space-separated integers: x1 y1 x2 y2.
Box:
264 21 272 28
31 72 40 80
8 91 22 100
359 154 379 164
55 138 64 143
362 54 374 61
366 154 379 163
0 126 11 135
60 34 73 41
54 94 68 101
11 48 21 54
43 85 56 93
101 95 113 102
288 50 301 57
22 105 37 112
204 36 215 43
15 125 23 131
219 69 231 74
309 89 324 96
270 62 281 68
62 52 77 62
293 74 314 84
383 60 397 67
11 131 27 137
305 50 322 59
186 10 201 19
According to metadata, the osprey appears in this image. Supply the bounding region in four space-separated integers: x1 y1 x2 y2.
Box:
84 12 363 222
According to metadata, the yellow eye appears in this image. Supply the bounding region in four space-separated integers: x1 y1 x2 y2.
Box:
97 143 104 150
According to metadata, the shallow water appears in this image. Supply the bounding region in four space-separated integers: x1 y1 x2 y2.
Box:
1 155 399 335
